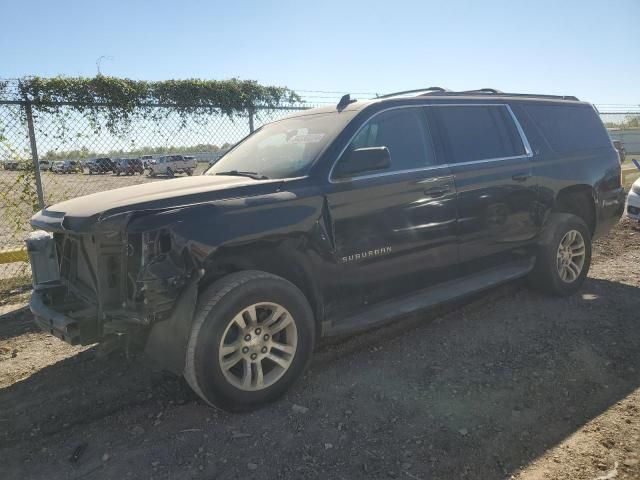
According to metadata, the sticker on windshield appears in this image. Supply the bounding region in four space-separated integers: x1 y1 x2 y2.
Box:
287 133 325 144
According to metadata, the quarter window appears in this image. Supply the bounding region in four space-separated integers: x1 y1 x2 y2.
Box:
433 105 526 163
524 104 611 153
344 108 435 173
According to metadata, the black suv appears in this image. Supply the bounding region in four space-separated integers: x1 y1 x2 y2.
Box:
113 157 144 175
86 157 115 174
27 88 624 411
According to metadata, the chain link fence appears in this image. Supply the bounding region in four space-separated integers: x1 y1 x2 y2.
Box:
0 100 309 290
1 96 639 291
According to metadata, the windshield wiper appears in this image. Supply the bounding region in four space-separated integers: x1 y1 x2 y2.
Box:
215 170 269 180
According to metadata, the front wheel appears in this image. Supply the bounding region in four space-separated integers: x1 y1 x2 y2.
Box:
184 271 315 412
528 213 592 296
167 168 174 178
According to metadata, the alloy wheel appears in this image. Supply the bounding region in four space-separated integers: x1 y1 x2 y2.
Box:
218 303 297 391
556 229 586 283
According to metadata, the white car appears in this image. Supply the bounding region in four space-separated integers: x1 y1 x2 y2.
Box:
148 155 197 177
627 176 640 221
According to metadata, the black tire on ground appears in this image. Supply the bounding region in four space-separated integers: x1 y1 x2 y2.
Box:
528 213 592 296
184 271 315 412
167 168 174 178
186 169 193 176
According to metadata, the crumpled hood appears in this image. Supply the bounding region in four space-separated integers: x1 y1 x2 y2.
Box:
31 175 284 232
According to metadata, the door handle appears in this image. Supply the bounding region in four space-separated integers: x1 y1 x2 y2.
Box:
512 172 531 182
424 184 451 197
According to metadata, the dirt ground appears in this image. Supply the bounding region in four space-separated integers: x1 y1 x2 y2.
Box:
1 219 639 480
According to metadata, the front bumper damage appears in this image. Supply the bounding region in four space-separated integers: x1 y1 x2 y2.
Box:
30 287 82 345
25 227 195 363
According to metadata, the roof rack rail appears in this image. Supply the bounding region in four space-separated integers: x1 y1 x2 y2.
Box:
492 92 580 101
377 87 451 99
460 88 504 94
376 88 580 102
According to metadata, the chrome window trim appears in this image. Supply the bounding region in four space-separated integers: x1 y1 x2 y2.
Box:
451 153 531 167
331 164 448 183
505 104 533 157
328 103 534 184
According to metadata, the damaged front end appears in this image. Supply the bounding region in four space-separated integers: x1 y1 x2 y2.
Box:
27 214 197 360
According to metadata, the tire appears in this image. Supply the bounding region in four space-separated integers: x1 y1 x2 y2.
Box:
528 213 592 296
186 169 193 176
167 168 174 178
184 271 315 412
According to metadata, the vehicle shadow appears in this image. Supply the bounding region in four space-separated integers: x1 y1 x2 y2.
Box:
0 276 638 479
0 306 39 341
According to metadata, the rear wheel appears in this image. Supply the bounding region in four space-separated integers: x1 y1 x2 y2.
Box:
167 167 174 178
184 271 315 411
528 214 591 296
186 169 193 176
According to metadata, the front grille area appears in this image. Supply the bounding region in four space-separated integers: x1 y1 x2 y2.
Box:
49 232 134 312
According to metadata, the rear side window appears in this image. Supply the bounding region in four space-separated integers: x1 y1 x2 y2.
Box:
433 105 526 163
524 104 611 154
346 108 435 172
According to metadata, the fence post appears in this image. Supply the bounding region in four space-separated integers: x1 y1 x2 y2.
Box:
248 106 255 133
24 101 45 209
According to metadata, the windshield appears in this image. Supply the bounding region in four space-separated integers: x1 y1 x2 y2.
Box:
206 111 356 179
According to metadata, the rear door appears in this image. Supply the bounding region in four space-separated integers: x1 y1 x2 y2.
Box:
325 106 458 318
429 104 538 272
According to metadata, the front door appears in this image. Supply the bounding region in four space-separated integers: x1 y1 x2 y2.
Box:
324 107 459 319
428 104 539 272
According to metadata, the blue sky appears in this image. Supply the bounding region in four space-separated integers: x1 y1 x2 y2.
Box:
1 0 639 105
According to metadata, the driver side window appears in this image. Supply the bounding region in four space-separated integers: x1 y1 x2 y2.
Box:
346 108 435 173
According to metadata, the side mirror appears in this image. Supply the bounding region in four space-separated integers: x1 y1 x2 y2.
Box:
334 147 391 179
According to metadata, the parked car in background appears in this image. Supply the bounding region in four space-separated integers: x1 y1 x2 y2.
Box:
627 176 640 222
114 158 144 175
86 157 115 174
148 154 196 177
3 160 26 170
612 140 626 164
51 160 81 174
39 160 52 171
140 155 154 168
26 88 625 411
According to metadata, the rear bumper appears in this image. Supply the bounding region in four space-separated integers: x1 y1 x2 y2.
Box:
30 288 81 345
